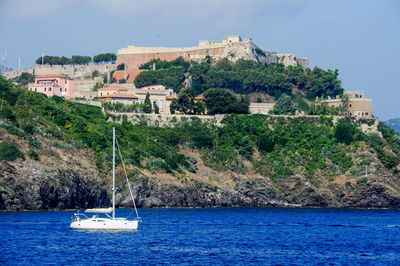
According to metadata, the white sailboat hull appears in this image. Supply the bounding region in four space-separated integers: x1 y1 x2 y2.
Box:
70 218 139 230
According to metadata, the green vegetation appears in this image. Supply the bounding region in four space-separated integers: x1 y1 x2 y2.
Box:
170 88 205 115
134 57 343 115
188 58 343 99
0 73 398 182
102 102 145 113
28 150 39 160
203 88 249 115
92 70 100 79
117 63 125 70
139 57 190 72
93 53 116 64
134 66 186 93
270 94 296 115
0 142 25 161
143 92 152 113
35 55 92 65
13 72 35 86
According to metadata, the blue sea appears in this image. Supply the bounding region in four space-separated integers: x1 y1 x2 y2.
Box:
0 208 399 265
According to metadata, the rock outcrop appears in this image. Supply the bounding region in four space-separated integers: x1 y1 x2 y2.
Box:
0 161 109 210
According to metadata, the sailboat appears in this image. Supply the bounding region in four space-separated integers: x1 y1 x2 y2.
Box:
70 127 140 230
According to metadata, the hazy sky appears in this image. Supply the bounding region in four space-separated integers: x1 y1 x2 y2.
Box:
0 0 399 120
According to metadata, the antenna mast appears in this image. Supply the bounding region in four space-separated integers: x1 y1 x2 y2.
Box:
1 51 7 74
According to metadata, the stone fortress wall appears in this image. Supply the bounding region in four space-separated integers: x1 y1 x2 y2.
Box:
3 35 309 99
116 36 309 70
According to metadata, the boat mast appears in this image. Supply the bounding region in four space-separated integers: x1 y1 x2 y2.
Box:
112 127 116 219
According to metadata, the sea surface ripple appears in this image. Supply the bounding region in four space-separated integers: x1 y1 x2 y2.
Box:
0 208 399 265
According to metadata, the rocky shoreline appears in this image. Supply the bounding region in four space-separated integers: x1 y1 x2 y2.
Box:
1 159 400 211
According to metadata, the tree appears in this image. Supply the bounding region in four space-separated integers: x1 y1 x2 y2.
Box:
194 100 206 115
170 88 196 114
143 92 152 113
93 53 116 64
258 133 275 153
117 63 125 70
270 94 296 115
154 102 160 114
92 70 100 79
334 120 357 145
203 88 249 115
13 72 35 86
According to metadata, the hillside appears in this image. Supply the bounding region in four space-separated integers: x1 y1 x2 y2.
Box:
385 118 400 134
1 76 400 210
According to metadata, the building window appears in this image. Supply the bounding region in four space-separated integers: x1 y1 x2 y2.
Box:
107 92 109 95
65 88 67 92
44 87 47 92
49 88 51 91
365 112 368 115
101 92 103 96
349 112 352 116
349 104 352 107
35 88 37 92
65 80 67 84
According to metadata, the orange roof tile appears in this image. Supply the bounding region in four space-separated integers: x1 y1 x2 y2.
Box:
112 69 146 83
126 70 146 83
112 70 125 82
166 96 178 100
195 96 204 100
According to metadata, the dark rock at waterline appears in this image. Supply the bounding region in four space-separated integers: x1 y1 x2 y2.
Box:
0 161 109 210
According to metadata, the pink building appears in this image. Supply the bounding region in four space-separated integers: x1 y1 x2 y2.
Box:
28 74 74 99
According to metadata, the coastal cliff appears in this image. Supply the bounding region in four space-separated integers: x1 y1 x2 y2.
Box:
1 69 400 210
1 148 400 210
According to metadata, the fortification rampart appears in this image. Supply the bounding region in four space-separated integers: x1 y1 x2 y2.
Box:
3 64 116 80
117 36 309 70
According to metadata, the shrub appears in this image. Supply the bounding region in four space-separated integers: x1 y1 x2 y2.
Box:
145 158 169 173
23 124 34 134
356 177 368 184
28 150 39 160
257 133 274 153
92 70 100 79
334 120 357 145
117 63 125 70
0 142 25 161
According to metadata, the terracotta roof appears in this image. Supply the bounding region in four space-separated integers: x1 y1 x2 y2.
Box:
112 69 146 83
98 86 129 91
112 70 125 82
99 93 138 99
126 70 146 83
166 96 178 100
195 96 204 100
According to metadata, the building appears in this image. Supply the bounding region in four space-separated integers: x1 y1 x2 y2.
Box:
28 74 73 99
98 86 129 97
116 36 309 71
99 94 138 105
98 84 177 114
249 102 275 114
322 91 372 119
